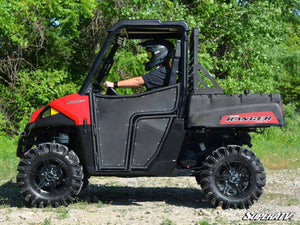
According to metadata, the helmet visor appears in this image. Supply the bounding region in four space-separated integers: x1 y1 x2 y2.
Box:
147 51 153 59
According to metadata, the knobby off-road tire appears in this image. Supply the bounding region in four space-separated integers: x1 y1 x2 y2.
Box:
17 143 83 208
197 145 266 209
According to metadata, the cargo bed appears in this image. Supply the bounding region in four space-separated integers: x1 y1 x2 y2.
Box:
187 28 284 129
187 93 284 128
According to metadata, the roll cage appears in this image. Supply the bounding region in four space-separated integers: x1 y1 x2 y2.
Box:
79 20 189 115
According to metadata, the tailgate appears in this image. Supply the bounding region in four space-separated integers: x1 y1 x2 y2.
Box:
186 94 284 128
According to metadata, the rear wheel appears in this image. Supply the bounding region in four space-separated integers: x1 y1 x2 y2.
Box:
196 145 266 209
17 143 83 207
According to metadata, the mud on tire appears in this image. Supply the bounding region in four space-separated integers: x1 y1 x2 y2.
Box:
17 143 83 208
197 145 266 209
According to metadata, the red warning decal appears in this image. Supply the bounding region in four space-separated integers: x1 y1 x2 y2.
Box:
220 111 279 125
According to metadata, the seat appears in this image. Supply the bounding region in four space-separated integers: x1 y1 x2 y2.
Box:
168 40 181 85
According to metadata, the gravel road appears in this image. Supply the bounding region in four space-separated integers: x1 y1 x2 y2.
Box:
0 169 299 225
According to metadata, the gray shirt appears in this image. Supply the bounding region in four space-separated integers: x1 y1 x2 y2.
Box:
142 66 171 91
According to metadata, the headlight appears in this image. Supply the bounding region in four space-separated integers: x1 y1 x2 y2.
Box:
41 107 60 118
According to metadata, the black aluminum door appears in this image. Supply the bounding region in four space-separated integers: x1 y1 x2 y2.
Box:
93 85 179 170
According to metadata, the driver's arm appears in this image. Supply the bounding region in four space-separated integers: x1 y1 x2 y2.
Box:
104 76 145 88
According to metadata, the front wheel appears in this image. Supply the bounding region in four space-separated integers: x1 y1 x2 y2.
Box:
196 145 266 209
17 143 83 207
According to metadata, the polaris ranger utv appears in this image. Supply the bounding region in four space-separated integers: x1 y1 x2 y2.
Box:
16 20 284 209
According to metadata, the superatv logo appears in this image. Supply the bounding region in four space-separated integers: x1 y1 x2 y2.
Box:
220 111 279 125
242 212 295 221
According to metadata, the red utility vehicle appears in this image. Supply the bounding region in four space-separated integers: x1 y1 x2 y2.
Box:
16 20 284 209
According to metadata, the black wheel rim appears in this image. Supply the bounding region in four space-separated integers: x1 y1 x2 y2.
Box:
215 160 252 198
30 157 71 196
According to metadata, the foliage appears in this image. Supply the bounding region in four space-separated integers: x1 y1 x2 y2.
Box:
188 0 299 96
0 135 19 179
0 69 78 132
0 0 94 133
251 105 300 169
104 41 148 95
0 0 299 135
0 0 96 76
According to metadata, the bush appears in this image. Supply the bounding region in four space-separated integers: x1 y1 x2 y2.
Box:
0 135 19 179
251 103 300 169
1 69 79 133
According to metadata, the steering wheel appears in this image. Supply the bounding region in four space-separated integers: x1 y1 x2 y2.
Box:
106 87 119 95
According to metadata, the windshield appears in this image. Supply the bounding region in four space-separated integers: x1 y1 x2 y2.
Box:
92 37 150 95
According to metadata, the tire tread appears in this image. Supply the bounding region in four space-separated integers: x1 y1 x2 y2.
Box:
17 143 83 208
196 145 266 209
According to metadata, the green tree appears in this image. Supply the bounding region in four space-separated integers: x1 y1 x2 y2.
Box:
0 0 299 134
0 0 96 133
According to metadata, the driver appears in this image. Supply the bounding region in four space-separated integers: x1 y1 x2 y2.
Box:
103 39 174 91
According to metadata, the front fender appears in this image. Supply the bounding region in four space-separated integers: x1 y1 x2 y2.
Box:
17 113 75 157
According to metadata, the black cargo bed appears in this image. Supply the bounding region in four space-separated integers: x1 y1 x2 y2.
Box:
187 93 284 128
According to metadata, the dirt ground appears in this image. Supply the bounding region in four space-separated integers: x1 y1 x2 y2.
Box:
0 169 299 225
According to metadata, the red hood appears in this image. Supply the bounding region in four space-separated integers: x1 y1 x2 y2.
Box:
30 93 91 125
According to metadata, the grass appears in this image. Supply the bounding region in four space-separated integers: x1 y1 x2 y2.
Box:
251 110 300 169
261 192 300 206
0 135 19 179
56 207 70 219
252 136 300 169
43 218 52 225
197 221 213 225
161 217 175 225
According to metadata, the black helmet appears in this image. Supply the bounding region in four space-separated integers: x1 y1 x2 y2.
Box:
140 39 174 71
